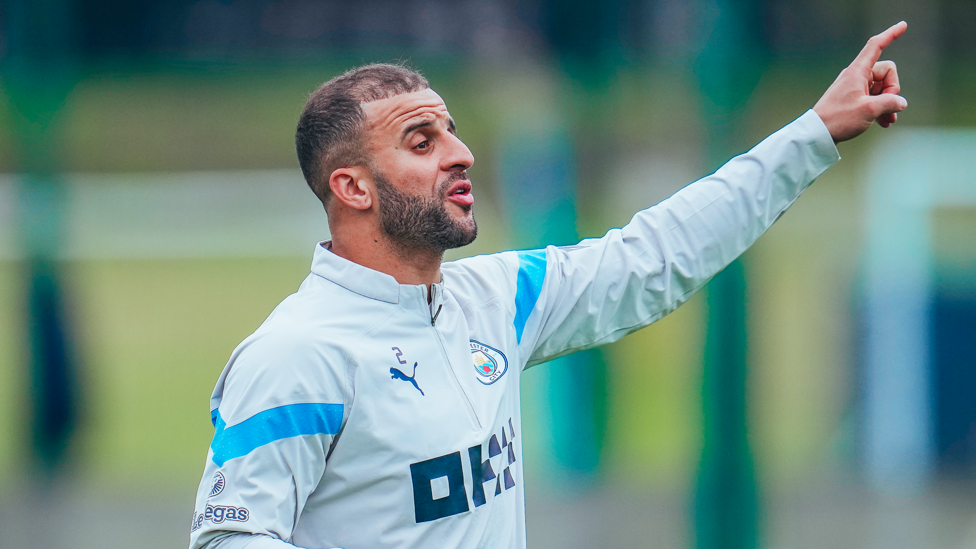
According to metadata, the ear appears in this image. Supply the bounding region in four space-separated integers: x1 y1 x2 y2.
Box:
328 166 374 211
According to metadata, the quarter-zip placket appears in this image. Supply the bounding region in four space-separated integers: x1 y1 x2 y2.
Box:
428 283 481 430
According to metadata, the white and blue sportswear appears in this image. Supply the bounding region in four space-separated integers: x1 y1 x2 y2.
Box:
189 110 839 549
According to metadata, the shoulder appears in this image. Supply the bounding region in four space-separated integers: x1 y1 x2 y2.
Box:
218 324 352 424
216 282 365 425
442 251 519 303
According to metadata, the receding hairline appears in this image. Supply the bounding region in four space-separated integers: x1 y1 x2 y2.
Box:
359 88 454 148
359 88 444 127
295 62 431 209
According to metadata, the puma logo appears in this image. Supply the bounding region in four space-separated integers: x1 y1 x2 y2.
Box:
390 362 424 396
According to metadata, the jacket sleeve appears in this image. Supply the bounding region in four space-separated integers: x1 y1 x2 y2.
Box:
514 109 840 367
189 328 350 549
207 533 301 549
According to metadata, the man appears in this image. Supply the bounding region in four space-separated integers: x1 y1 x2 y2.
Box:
190 22 909 549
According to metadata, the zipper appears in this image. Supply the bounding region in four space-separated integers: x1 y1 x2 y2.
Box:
429 284 443 326
427 286 481 430
430 325 481 429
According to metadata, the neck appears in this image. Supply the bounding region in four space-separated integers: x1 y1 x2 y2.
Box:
329 230 444 288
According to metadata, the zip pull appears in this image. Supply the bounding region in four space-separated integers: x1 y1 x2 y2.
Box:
429 284 442 325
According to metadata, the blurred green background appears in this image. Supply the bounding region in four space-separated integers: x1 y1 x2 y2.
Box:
1 1 976 548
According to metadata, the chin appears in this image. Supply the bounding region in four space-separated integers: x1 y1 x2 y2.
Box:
452 217 478 248
450 206 475 225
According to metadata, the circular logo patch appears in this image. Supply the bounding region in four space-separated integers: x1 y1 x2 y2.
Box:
473 351 497 378
470 340 509 385
210 471 226 497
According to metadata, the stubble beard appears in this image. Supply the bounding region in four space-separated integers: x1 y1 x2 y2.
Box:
373 169 478 255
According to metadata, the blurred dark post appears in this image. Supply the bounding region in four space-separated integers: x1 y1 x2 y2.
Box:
538 0 626 482
499 0 625 483
692 1 766 548
4 0 80 475
499 110 604 482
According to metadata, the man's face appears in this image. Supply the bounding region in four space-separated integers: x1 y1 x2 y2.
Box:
362 88 477 253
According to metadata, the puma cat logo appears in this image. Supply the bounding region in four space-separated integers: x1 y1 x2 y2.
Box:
390 362 424 396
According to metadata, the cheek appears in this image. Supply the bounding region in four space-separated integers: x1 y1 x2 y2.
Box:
393 158 442 195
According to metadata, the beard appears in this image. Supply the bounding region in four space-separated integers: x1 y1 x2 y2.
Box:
373 169 478 254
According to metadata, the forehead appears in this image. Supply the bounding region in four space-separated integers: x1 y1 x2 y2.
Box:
362 88 450 139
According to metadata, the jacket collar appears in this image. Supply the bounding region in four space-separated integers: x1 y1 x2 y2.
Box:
310 241 403 304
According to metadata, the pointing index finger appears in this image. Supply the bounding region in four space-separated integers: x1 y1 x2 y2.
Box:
853 21 908 72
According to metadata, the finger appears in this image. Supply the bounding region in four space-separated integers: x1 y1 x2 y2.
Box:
853 21 908 73
872 60 900 95
871 79 885 96
867 94 908 119
877 112 896 128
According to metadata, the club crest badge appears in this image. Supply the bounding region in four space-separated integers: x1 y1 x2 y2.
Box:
470 340 509 385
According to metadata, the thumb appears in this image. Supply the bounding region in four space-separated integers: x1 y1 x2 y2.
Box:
867 93 908 117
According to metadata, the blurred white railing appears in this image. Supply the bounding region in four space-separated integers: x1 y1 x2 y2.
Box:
0 170 330 260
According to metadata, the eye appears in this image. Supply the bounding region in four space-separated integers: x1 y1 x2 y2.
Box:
414 140 431 151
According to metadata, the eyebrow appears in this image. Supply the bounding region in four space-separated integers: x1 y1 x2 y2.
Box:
400 118 457 142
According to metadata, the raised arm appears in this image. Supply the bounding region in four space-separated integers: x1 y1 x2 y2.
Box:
516 23 908 366
517 111 837 366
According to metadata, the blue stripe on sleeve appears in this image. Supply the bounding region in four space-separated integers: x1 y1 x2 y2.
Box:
514 249 548 345
210 403 343 467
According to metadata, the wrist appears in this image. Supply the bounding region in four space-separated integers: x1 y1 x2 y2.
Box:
812 104 840 144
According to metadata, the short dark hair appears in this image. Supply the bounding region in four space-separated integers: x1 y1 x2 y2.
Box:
296 63 429 209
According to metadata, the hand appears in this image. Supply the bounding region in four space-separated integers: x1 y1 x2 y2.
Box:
813 21 909 143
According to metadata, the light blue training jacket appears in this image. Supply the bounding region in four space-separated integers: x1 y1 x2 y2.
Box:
189 110 839 549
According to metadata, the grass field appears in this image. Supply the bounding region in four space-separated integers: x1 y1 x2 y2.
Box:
65 256 311 493
0 262 25 483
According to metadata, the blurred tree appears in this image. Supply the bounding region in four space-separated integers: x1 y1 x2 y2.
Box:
692 1 767 548
3 0 81 474
498 0 629 485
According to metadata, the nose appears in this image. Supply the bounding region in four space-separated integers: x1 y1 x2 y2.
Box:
441 131 475 172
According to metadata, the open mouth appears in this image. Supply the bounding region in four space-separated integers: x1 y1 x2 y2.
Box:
446 180 474 206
